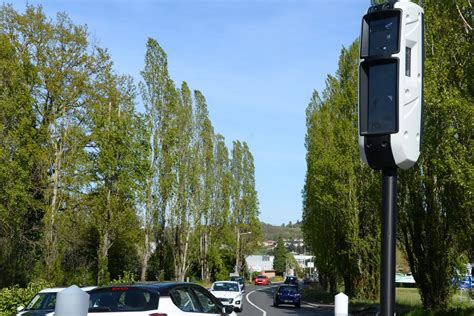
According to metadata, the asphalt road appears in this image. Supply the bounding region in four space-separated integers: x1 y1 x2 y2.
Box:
241 283 334 316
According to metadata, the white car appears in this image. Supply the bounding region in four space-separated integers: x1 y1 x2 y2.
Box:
88 282 236 316
16 286 96 316
209 281 243 312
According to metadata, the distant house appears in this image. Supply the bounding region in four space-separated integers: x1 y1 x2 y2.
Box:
246 255 274 274
246 254 315 272
261 240 276 247
293 254 314 269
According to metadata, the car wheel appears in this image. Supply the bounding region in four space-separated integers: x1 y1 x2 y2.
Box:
273 301 278 307
296 302 301 308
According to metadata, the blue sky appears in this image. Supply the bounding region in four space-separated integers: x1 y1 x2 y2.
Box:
13 0 369 225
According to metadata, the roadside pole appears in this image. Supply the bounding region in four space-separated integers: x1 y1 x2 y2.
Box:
358 1 424 314
380 168 397 316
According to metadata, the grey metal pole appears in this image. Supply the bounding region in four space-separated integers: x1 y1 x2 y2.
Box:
380 167 397 316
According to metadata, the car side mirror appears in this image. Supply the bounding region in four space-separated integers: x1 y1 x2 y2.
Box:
17 306 25 312
222 305 234 315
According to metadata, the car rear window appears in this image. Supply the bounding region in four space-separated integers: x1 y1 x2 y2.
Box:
212 282 239 292
278 286 298 294
89 287 159 312
257 275 266 278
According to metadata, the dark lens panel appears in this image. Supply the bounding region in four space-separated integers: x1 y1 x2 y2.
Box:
367 62 397 134
369 15 399 56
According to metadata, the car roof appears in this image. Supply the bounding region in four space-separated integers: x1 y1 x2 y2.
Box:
38 287 66 293
89 282 204 297
38 286 97 293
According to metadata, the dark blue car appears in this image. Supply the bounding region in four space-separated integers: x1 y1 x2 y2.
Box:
273 285 301 308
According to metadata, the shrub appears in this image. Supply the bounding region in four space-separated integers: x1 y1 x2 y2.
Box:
108 271 137 285
0 279 53 314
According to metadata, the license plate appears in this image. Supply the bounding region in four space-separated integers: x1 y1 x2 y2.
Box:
284 300 292 303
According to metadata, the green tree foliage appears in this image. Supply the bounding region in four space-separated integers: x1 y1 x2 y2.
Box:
194 90 215 282
273 237 286 274
138 38 261 283
86 62 143 285
0 32 42 288
231 141 261 275
138 37 170 281
0 279 53 314
303 0 472 309
303 42 380 299
397 0 474 309
0 4 262 294
261 222 303 241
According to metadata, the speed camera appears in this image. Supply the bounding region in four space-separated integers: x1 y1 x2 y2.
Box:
358 0 424 170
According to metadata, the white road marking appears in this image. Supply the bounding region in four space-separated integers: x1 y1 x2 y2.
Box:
245 285 280 316
245 289 267 316
303 301 322 308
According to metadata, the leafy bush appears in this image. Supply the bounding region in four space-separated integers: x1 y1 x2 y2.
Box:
270 276 284 283
0 279 53 314
108 271 137 285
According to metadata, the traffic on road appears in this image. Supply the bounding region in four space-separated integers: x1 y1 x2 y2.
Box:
242 282 333 316
16 280 334 316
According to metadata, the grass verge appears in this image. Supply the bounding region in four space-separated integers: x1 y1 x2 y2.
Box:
302 284 474 315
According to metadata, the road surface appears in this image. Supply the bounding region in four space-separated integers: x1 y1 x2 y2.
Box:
241 283 334 316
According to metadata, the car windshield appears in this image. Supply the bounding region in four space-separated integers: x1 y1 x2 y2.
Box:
26 293 56 310
212 282 239 292
257 275 266 279
89 288 158 312
230 277 243 282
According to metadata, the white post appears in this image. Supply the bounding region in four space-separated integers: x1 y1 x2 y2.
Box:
334 292 348 316
55 285 89 316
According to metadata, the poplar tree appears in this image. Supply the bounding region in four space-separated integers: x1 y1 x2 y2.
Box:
139 38 170 280
167 82 195 281
303 42 380 298
273 237 286 274
208 134 233 280
86 58 142 284
194 90 215 282
231 141 260 274
397 0 473 309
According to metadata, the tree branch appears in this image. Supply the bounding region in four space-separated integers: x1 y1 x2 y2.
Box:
455 2 473 32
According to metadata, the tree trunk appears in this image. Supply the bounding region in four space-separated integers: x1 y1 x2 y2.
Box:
203 232 210 281
98 230 111 285
180 228 191 281
235 227 240 273
141 182 154 281
45 130 63 280
141 228 150 281
200 233 204 280
98 188 113 285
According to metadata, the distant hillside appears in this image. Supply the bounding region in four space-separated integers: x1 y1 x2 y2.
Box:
262 220 303 241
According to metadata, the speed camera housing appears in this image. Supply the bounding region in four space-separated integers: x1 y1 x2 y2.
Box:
358 0 424 170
